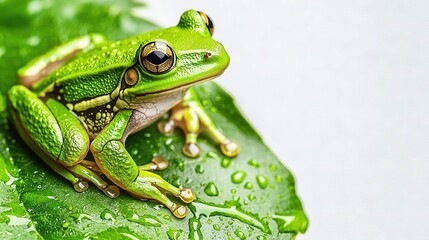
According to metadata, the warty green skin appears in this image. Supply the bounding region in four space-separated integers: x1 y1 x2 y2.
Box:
7 10 231 218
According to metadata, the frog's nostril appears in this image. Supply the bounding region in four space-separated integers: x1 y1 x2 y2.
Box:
203 52 212 59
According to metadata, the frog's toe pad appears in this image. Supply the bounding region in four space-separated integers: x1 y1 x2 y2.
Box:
73 180 89 193
179 188 195 203
182 142 201 158
151 156 168 170
171 204 188 219
103 185 120 198
221 139 240 158
157 121 175 135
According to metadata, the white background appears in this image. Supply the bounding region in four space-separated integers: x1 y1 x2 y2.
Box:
141 1 429 239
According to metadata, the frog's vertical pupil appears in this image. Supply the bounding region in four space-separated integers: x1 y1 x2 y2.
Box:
140 41 176 74
198 11 215 36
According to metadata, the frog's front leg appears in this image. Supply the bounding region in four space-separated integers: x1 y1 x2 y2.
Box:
158 88 240 158
7 85 119 197
91 110 195 218
17 33 107 87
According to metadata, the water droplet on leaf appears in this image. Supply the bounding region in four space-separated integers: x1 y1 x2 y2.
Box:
231 171 246 184
204 182 219 196
221 158 232 168
256 175 269 189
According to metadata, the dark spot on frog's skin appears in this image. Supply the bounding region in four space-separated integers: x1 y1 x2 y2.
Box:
41 83 119 134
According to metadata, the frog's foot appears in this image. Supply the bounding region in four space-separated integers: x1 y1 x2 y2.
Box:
158 98 240 158
126 170 195 218
67 163 120 198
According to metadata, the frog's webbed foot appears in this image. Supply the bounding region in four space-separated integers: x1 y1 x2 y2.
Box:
134 157 194 218
158 89 240 158
130 169 195 218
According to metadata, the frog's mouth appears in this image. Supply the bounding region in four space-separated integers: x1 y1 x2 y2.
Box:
135 70 225 98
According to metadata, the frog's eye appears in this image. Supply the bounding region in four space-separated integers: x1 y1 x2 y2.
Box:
198 11 214 36
140 41 176 75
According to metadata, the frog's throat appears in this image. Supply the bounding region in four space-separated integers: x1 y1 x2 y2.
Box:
133 70 225 98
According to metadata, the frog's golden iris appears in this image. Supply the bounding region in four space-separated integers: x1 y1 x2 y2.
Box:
140 41 176 74
198 11 215 36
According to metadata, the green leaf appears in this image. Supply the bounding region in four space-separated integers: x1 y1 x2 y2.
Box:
0 0 308 239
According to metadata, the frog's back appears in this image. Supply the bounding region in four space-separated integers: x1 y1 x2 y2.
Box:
32 34 147 102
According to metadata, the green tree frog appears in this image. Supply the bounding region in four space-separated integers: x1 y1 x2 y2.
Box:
7 10 239 218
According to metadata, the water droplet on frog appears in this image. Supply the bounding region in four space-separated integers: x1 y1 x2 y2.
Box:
257 236 267 240
244 182 253 190
195 165 204 174
231 171 246 184
256 175 269 189
269 164 277 171
204 182 219 196
275 175 283 183
221 158 232 168
100 209 117 221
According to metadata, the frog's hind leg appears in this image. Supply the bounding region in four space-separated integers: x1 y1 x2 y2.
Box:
91 110 195 218
158 88 240 158
17 33 107 87
7 85 119 197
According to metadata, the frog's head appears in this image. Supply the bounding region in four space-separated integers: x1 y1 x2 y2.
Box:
123 10 229 101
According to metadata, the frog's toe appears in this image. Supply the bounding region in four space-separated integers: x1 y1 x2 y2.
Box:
171 204 188 219
102 185 120 198
157 120 175 135
182 142 201 158
138 156 169 171
220 139 240 158
151 156 168 170
73 180 89 193
179 188 195 203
